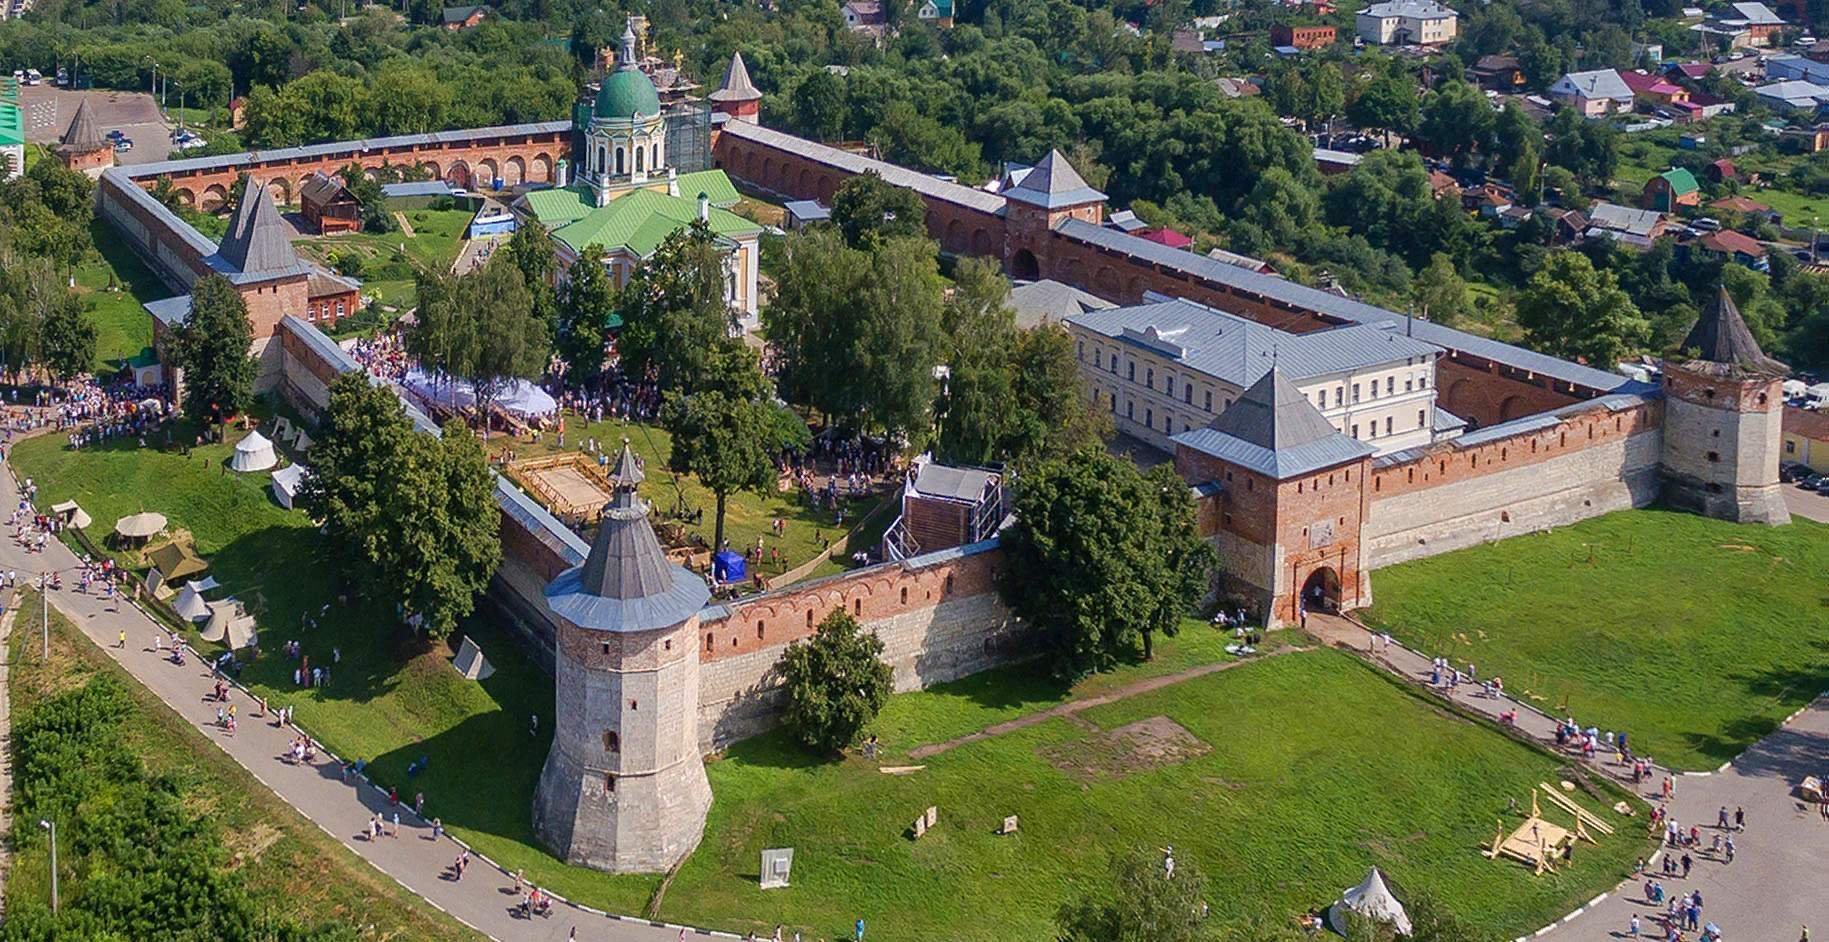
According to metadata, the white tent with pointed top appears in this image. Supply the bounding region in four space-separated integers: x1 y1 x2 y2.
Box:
200 598 257 649
1327 867 1411 937
452 635 494 680
270 463 307 509
172 582 212 622
230 430 278 473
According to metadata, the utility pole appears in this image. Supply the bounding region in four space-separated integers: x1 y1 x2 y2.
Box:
38 819 57 914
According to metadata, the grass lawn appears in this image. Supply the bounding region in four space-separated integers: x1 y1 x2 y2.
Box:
291 207 473 312
6 590 480 940
661 648 1648 941
511 416 889 580
1362 508 1829 770
76 218 165 372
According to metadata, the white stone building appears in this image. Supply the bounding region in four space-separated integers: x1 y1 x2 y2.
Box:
1356 0 1459 45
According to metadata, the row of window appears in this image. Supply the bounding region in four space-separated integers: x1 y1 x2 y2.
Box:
1348 409 1429 441
305 299 348 323
1077 339 1431 420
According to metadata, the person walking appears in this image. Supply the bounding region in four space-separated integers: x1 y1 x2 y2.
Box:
116 628 126 648
1734 805 1745 830
1681 853 1693 877
1630 914 1641 938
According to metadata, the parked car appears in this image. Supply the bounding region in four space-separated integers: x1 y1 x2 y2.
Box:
24 69 42 85
177 135 207 151
113 138 132 152
1691 217 1722 232
105 129 125 141
1799 474 1824 491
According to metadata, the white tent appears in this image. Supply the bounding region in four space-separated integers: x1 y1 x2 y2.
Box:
271 464 308 510
230 431 278 473
1327 868 1411 937
200 599 258 649
50 500 91 529
403 369 558 418
172 582 211 622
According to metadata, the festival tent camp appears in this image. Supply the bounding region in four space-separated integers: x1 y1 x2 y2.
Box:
1326 867 1411 937
230 430 279 473
201 599 258 649
172 581 212 622
113 511 167 544
271 463 307 510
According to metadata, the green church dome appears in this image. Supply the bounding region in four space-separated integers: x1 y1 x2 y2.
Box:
596 67 662 121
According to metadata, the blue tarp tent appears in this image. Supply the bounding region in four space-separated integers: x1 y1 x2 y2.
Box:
712 549 747 584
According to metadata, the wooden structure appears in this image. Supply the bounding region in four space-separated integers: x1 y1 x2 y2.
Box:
1483 790 1600 875
506 453 618 525
882 457 1005 562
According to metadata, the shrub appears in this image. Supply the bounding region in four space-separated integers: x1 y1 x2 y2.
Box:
778 610 893 753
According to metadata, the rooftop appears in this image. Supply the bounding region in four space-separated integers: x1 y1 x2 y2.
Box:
1172 368 1375 479
1008 279 1113 329
1359 0 1457 18
719 120 1006 215
1552 69 1634 102
1001 149 1106 211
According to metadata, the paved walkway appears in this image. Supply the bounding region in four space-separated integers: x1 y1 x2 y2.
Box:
908 645 1307 760
1306 613 1829 941
0 463 710 942
0 600 14 919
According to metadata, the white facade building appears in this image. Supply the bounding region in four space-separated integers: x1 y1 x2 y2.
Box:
1356 0 1458 45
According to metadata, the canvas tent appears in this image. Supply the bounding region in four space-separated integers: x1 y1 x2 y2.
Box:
271 463 307 510
402 369 559 418
201 599 258 649
149 542 209 584
114 511 167 540
230 430 278 472
1326 868 1411 937
172 582 211 622
50 500 91 529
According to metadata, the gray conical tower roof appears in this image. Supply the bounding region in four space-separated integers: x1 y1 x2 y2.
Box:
1679 284 1786 376
1003 149 1106 210
544 442 710 633
54 100 105 155
215 177 304 276
708 51 761 102
1177 367 1373 479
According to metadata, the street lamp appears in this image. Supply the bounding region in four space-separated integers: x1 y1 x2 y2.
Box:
38 819 57 914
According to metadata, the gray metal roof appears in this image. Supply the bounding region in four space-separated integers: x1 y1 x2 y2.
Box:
1002 149 1106 210
1680 285 1788 375
1009 278 1113 329
102 169 219 263
1372 389 1657 468
119 120 572 181
784 199 830 221
381 181 454 198
720 120 1006 215
1065 296 1440 387
910 462 998 503
1433 405 1467 434
545 443 709 633
1359 0 1457 16
213 178 308 278
1552 69 1634 102
708 52 762 102
144 295 192 327
1056 219 1635 393
1729 1 1784 23
1173 368 1374 478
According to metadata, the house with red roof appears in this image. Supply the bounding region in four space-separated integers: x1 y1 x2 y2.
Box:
1137 227 1194 249
1693 229 1770 271
1619 69 1691 107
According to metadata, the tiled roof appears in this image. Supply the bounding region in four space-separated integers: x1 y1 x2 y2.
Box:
1783 405 1829 442
1055 219 1636 393
708 52 762 103
1002 149 1106 210
1697 228 1767 257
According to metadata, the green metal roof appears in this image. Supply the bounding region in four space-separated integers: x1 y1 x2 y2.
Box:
1658 167 1699 195
550 188 760 259
594 67 662 121
0 101 24 148
520 171 745 229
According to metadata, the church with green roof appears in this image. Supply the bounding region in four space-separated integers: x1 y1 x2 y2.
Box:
512 23 761 320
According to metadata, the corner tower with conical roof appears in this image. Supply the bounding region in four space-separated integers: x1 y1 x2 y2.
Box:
1000 149 1106 281
53 100 115 176
532 442 714 873
1659 285 1791 525
707 52 762 124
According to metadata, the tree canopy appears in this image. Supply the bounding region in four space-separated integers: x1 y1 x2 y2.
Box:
172 274 257 426
778 609 895 754
1516 251 1649 367
661 344 809 550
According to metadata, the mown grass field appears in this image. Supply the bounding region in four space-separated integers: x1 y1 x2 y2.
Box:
290 206 474 312
5 589 480 940
1363 508 1829 770
75 218 164 371
11 427 1649 940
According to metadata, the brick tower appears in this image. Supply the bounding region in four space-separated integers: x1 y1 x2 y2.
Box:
532 442 714 872
707 52 761 124
999 150 1105 281
1659 285 1791 525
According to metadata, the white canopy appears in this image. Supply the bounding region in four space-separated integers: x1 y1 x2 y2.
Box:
231 431 278 473
172 582 211 622
1784 379 1808 397
187 576 221 593
271 464 308 510
1328 867 1411 937
403 369 558 418
114 511 168 539
200 598 257 649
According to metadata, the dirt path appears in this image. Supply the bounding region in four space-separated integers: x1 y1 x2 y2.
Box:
393 211 417 237
907 645 1307 760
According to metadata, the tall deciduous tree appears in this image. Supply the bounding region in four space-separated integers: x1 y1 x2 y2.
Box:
1056 847 1210 942
778 609 894 753
1516 250 1649 366
661 345 808 549
556 246 619 384
1418 79 1492 169
1000 449 1214 678
172 274 256 425
829 171 929 251
39 295 96 382
408 258 549 427
300 372 502 638
1411 253 1473 326
614 221 736 391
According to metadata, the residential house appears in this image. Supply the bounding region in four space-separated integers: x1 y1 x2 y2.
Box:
1766 54 1829 85
1705 158 1739 183
916 0 953 27
1692 1 1788 48
440 4 489 29
298 172 363 234
1642 168 1701 212
1755 79 1829 114
1709 195 1781 225
1469 54 1525 91
1548 70 1635 116
1355 0 1458 46
1782 405 1829 472
1270 23 1337 50
1215 77 1262 99
1585 201 1668 248
1618 69 1691 107
1782 123 1829 152
1693 229 1771 270
1138 227 1194 249
842 1 890 39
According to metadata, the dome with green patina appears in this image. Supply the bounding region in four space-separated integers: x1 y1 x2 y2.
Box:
595 67 662 121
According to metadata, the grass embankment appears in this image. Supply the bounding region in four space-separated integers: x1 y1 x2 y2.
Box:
290 207 473 313
5 589 479 939
1363 508 1829 770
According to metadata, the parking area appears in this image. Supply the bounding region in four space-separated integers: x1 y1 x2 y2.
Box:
14 85 174 165
1782 480 1829 523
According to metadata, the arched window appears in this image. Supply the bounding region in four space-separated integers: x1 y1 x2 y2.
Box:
651 143 661 169
615 146 625 175
635 146 645 172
